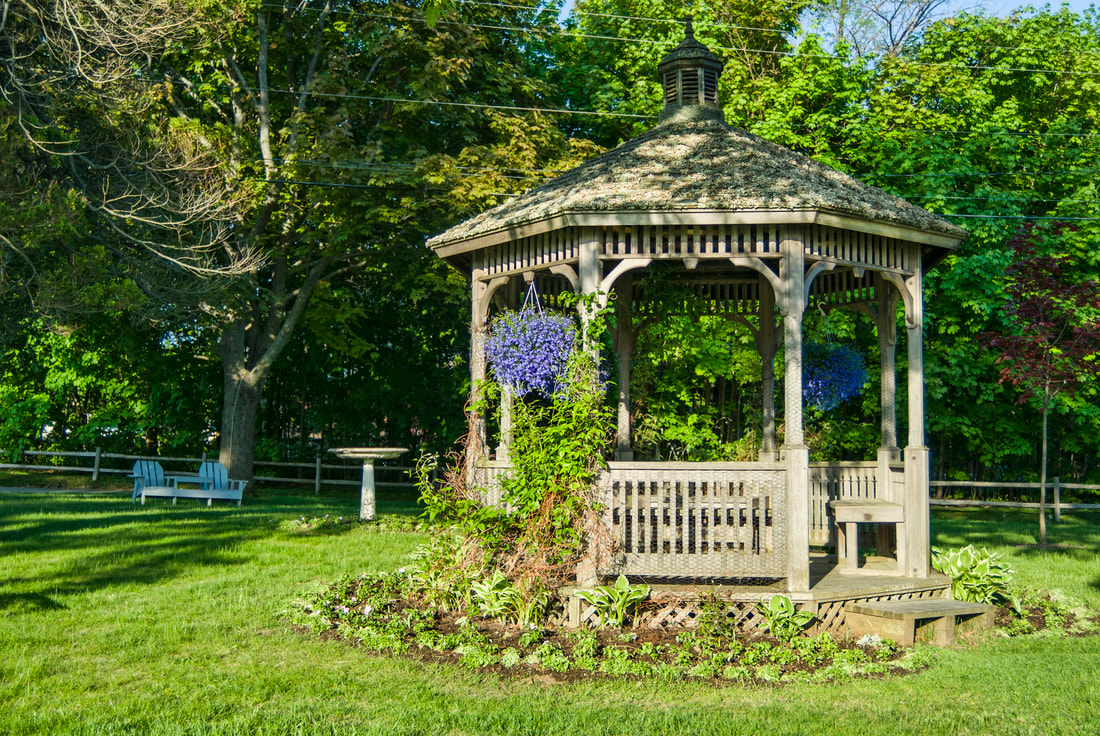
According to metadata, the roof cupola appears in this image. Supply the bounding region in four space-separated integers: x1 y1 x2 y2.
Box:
657 16 725 123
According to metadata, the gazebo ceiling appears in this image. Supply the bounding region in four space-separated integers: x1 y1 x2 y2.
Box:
428 107 966 263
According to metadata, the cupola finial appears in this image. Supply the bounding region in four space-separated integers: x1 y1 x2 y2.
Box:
656 14 725 123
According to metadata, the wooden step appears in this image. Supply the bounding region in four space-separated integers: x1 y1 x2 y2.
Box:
844 599 997 646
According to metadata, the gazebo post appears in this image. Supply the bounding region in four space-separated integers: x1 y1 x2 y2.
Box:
467 259 490 487
614 273 635 461
874 277 901 557
903 261 931 577
781 228 810 593
577 229 601 350
757 273 779 462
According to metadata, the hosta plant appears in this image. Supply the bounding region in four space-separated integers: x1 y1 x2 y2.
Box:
577 575 650 628
757 595 815 642
470 570 523 622
931 545 1021 612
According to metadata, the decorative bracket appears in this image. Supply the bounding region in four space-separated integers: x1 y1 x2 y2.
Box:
549 264 579 293
878 272 919 330
477 276 511 322
729 256 784 310
803 261 839 305
598 259 652 309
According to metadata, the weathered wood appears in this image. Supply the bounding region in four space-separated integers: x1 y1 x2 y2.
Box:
844 599 996 646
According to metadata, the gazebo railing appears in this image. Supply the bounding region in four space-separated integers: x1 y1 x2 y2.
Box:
598 462 787 579
477 458 908 575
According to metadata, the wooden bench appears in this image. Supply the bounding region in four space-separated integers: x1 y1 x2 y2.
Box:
844 599 996 646
829 499 903 574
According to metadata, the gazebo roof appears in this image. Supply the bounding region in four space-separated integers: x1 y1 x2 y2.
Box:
428 109 966 253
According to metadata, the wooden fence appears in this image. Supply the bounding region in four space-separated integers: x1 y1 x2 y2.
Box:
930 479 1100 521
0 448 416 494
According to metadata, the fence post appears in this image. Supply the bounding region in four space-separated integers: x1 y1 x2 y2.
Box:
315 456 322 495
1053 477 1061 523
91 447 102 482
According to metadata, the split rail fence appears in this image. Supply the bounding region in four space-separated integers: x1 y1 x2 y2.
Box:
0 448 416 495
929 479 1100 521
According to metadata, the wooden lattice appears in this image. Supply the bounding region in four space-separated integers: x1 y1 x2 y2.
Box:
599 463 787 579
559 582 950 635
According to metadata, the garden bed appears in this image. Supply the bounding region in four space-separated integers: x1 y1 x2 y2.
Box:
292 570 1100 686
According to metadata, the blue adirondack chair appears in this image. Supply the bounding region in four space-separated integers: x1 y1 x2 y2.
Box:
130 460 177 502
197 461 247 499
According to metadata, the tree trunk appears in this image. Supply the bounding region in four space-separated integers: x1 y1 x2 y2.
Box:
1039 384 1050 548
220 365 263 483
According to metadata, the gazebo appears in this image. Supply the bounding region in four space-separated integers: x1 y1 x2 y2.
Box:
428 23 966 608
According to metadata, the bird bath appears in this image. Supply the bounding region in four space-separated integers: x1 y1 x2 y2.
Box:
328 447 407 520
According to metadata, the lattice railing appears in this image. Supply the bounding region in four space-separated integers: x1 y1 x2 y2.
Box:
598 462 787 579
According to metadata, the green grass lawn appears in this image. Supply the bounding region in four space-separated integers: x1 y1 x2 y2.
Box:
1 485 1098 735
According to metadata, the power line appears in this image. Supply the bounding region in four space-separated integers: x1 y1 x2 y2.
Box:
263 3 1100 78
874 168 1100 179
273 157 1100 186
265 87 653 118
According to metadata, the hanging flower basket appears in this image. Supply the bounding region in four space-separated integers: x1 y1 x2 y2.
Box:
802 341 867 411
485 308 576 398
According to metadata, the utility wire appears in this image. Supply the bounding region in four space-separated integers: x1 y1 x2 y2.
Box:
265 87 653 118
457 0 1100 57
264 3 1100 78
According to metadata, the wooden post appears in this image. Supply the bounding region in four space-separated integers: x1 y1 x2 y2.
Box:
91 446 102 483
497 389 513 462
876 278 900 455
903 258 930 578
1053 477 1061 523
758 273 779 462
314 455 322 495
577 228 601 347
780 227 810 593
468 257 489 488
615 274 635 460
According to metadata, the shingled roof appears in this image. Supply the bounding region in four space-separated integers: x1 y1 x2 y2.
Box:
428 108 966 251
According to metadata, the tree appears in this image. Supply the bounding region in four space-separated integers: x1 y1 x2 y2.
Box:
2 1 590 480
807 1 956 57
982 227 1100 545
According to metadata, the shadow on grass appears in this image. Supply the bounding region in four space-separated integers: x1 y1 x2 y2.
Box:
0 491 423 612
0 591 66 613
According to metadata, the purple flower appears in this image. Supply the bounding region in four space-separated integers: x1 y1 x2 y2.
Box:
485 309 576 398
803 341 867 411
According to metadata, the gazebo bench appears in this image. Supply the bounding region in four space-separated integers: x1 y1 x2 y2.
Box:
844 599 996 646
829 499 903 574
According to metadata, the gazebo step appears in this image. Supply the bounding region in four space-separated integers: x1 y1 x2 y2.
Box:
844 599 997 646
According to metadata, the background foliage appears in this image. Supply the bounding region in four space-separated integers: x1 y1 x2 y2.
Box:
1 1 1098 484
